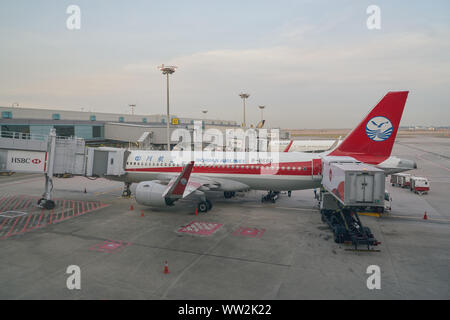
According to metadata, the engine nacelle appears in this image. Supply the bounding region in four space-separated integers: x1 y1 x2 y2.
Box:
135 181 174 207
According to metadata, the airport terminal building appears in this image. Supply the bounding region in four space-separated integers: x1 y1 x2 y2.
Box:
0 105 239 148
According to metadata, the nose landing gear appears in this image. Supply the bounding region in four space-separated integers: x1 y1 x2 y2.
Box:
122 182 132 198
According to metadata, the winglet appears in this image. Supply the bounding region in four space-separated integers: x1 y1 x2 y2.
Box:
283 140 294 152
163 161 195 198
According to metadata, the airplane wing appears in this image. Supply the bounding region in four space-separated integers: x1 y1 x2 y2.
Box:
162 162 221 200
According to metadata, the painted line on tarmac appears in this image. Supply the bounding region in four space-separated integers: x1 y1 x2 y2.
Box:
94 187 122 196
244 204 316 212
385 214 450 223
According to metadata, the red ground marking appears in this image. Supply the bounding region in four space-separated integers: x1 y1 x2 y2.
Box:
33 210 45 230
5 217 20 239
11 196 23 211
0 195 110 239
233 227 266 238
89 240 131 253
0 217 9 232
0 196 16 213
60 200 66 221
22 198 33 210
20 213 33 234
177 221 223 236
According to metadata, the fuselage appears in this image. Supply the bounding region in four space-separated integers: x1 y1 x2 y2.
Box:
114 150 414 192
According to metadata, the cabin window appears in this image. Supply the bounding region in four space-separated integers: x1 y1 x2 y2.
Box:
282 167 285 170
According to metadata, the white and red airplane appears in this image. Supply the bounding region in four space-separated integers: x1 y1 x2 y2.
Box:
111 91 416 212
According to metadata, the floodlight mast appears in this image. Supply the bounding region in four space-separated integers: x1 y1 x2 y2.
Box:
202 109 208 123
129 104 136 115
239 93 250 128
258 105 265 122
159 64 177 151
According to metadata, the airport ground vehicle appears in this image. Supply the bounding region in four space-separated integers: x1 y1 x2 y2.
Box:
410 176 430 194
390 173 411 188
318 160 384 249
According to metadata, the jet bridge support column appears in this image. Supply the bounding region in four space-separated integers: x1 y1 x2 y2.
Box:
38 129 56 210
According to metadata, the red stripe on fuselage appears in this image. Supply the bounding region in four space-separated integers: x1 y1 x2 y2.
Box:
125 161 317 176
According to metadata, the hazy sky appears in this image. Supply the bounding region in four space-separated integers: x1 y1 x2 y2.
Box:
1 0 449 128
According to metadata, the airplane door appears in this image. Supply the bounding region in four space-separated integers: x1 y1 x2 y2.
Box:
312 158 322 180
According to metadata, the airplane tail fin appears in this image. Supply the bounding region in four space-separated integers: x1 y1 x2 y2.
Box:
328 91 409 164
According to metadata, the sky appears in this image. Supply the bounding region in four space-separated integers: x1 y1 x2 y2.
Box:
0 0 449 129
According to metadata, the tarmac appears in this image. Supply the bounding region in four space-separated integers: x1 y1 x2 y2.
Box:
0 136 449 299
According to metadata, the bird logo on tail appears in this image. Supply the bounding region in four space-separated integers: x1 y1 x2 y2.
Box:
365 116 393 141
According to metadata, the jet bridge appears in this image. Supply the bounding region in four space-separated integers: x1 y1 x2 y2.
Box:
0 130 129 209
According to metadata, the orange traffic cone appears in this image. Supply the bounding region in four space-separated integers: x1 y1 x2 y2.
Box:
130 204 134 211
164 261 169 274
423 212 428 220
141 210 145 217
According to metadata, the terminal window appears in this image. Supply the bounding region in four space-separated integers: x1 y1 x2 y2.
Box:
92 126 102 138
1 111 12 119
55 125 75 137
52 113 60 120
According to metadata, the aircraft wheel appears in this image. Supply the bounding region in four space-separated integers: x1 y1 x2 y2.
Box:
44 200 55 210
198 202 208 213
224 191 233 199
37 198 46 206
206 199 212 211
288 191 292 197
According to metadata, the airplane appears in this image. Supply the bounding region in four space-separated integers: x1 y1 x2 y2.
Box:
108 91 416 212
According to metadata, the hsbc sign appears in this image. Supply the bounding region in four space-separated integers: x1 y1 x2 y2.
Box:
7 151 46 173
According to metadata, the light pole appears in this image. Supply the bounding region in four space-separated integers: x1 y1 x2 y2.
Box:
202 110 208 126
129 104 136 115
239 93 250 128
258 105 265 122
159 64 177 151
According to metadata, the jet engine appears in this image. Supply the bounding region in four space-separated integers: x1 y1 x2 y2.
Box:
135 181 174 207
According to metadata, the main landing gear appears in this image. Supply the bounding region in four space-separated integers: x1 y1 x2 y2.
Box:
197 199 212 213
261 190 280 203
122 182 132 198
224 191 236 199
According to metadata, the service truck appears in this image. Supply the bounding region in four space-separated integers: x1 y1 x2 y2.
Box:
390 173 411 188
410 177 430 194
318 158 384 250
